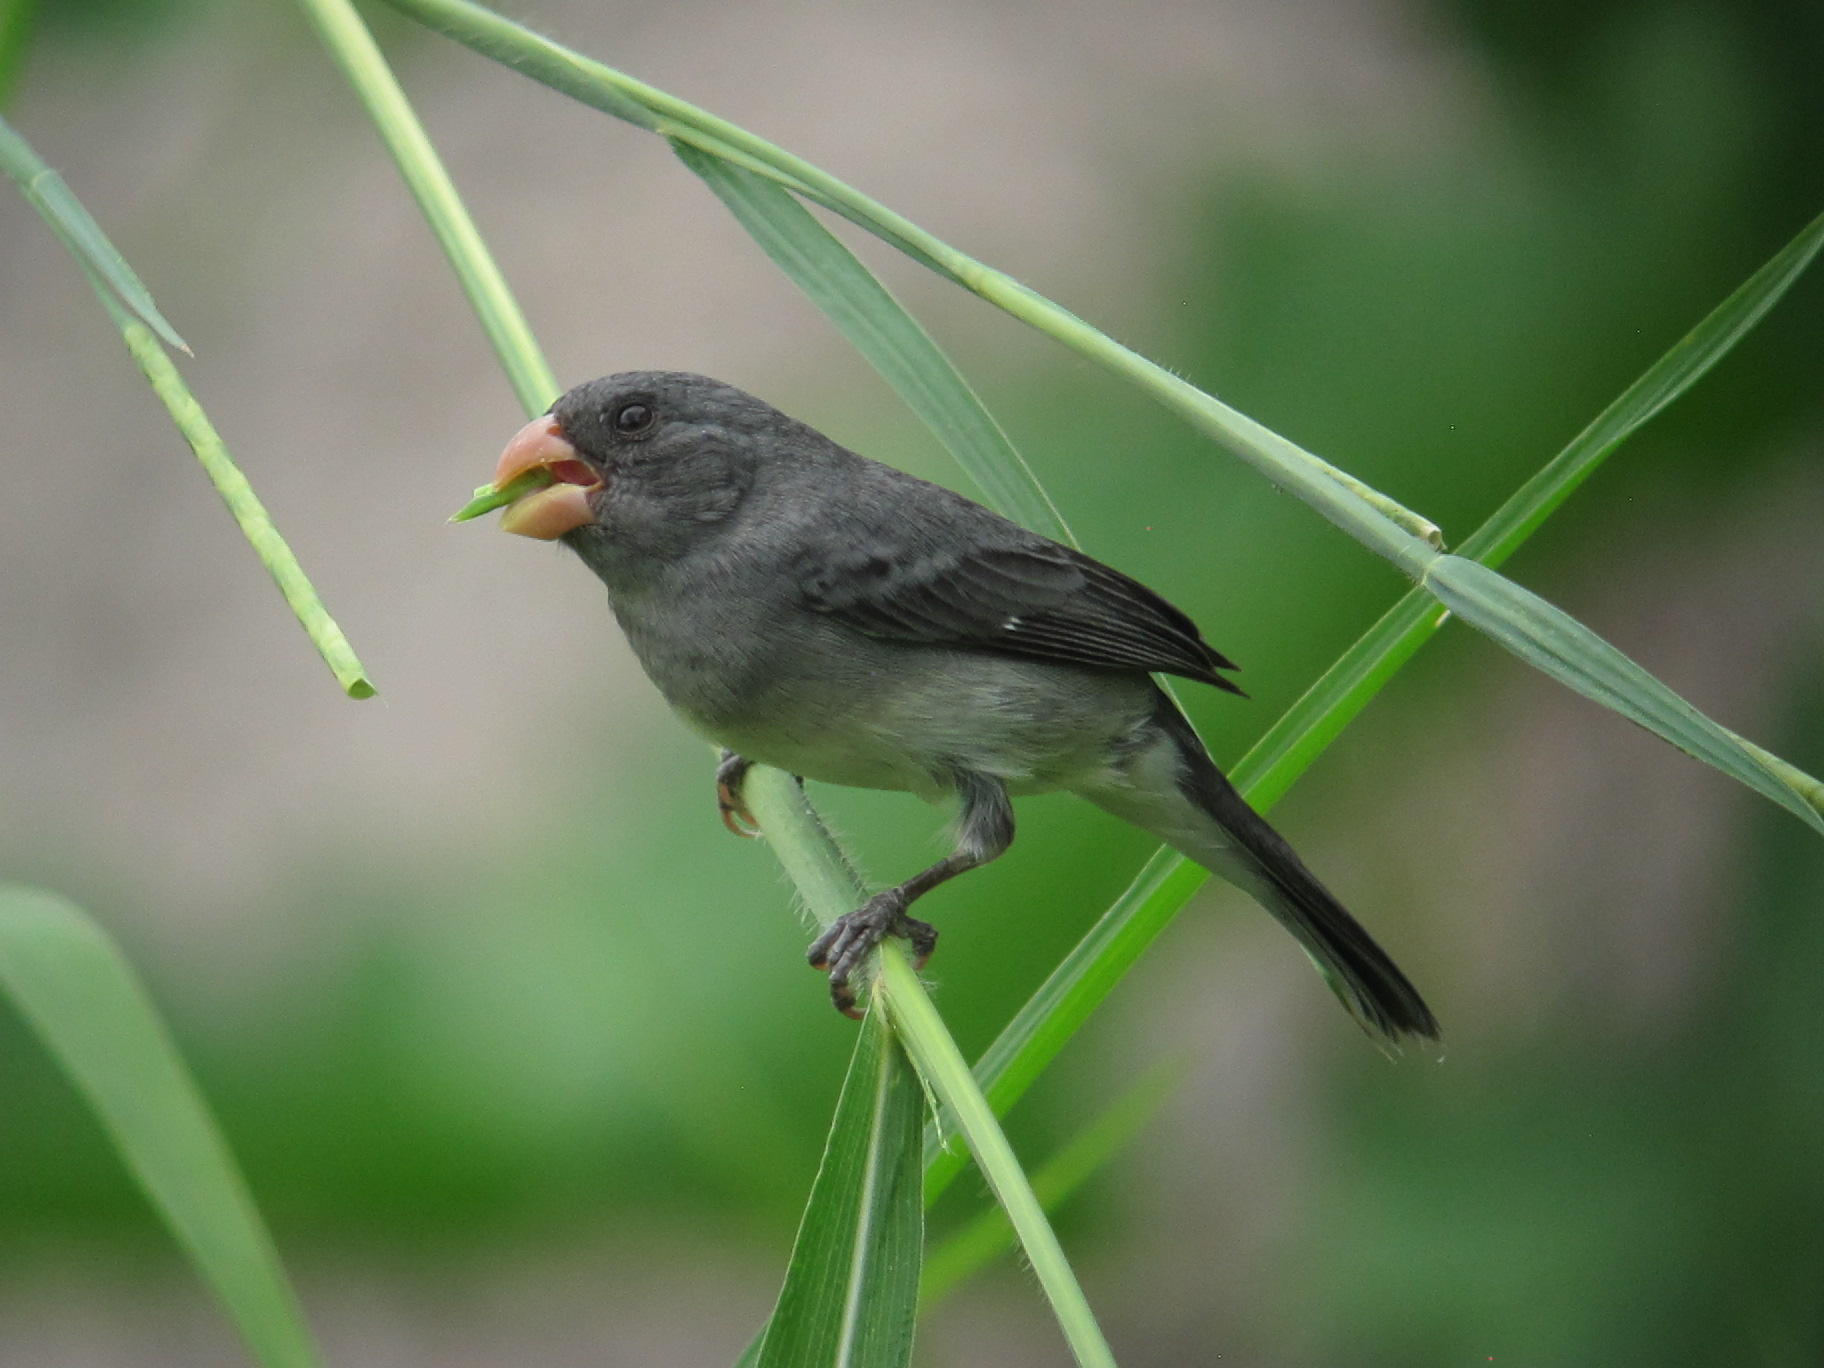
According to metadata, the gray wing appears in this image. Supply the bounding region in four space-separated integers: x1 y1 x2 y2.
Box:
791 484 1242 692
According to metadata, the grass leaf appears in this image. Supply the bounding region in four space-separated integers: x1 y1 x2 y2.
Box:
1461 207 1824 569
0 112 188 351
922 1058 1182 1307
297 0 559 418
673 143 1073 545
924 207 1824 1193
1426 555 1824 832
756 1014 924 1368
3 110 375 697
743 768 1118 1368
377 0 1440 555
0 886 322 1368
107 298 376 698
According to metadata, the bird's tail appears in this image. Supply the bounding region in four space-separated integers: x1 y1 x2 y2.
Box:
1081 695 1440 1049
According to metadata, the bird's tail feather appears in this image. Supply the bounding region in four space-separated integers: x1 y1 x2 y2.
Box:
1086 696 1440 1049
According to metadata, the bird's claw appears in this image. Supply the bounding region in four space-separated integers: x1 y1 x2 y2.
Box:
715 750 760 837
807 892 939 1018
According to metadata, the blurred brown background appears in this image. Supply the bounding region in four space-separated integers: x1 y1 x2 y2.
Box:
2 0 1822 1363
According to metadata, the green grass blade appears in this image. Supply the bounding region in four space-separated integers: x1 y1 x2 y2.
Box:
922 1057 1182 1307
377 0 1440 558
297 0 558 418
756 1014 923 1368
0 112 188 351
1426 555 1824 832
743 768 1117 1368
0 886 322 1368
673 143 1073 546
3 113 373 697
927 207 1824 1194
101 289 376 698
1460 207 1824 568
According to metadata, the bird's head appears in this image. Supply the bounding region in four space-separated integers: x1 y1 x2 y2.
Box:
456 371 774 565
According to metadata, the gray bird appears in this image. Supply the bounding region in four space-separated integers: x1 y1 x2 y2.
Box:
465 371 1437 1046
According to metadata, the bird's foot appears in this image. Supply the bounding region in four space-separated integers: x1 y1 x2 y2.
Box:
807 892 939 1019
715 750 760 837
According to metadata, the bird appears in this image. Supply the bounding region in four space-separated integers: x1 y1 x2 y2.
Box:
463 371 1438 1047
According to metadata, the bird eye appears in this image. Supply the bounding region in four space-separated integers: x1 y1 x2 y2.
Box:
613 403 654 434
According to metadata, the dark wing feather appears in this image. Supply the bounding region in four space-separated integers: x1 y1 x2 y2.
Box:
793 489 1241 692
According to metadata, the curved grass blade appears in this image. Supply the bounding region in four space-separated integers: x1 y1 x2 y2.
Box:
743 767 1118 1368
927 204 1824 1195
922 1057 1182 1308
3 113 372 697
297 0 558 418
756 1014 923 1368
0 113 188 351
100 288 375 698
1465 208 1824 568
673 143 1073 546
1426 555 1824 832
377 0 1440 558
0 886 323 1368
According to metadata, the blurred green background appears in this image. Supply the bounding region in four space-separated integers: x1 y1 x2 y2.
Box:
2 0 1822 1363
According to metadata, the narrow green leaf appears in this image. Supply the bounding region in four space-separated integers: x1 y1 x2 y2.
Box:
922 1057 1182 1307
878 950 1117 1367
379 0 1441 559
450 465 553 522
2 113 373 697
0 112 188 351
297 0 559 418
1426 555 1824 833
0 887 322 1368
742 768 1117 1368
1462 207 1824 569
757 1014 923 1368
929 207 1824 1194
674 143 1073 546
104 297 376 699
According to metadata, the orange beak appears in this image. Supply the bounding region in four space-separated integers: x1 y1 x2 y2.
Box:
491 415 604 540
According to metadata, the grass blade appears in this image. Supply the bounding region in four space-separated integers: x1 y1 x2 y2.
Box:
4 112 373 697
744 768 1118 1368
1464 209 1824 568
927 205 1824 1194
0 112 188 351
297 0 559 417
756 1015 923 1368
922 1057 1182 1307
0 886 322 1368
103 290 376 698
377 0 1440 557
1426 555 1824 832
673 143 1073 545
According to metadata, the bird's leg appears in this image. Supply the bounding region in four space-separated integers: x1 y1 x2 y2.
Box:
808 771 1014 1018
716 750 761 837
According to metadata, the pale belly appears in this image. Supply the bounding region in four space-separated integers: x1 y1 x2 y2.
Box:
670 647 1160 801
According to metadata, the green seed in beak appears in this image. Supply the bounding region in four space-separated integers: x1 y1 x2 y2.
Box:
450 466 555 523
